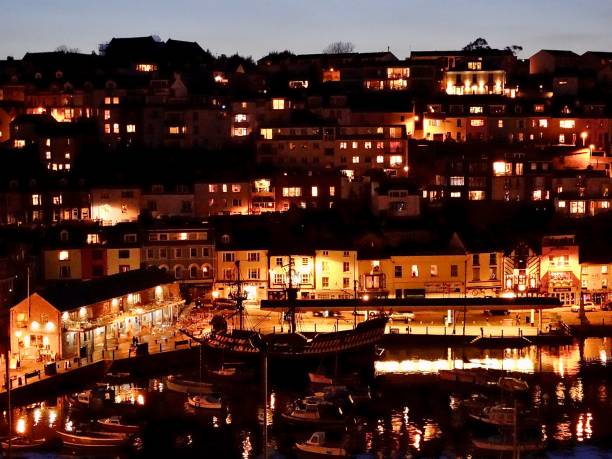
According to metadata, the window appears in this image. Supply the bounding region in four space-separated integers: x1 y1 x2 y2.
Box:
104 110 111 120
472 267 480 281
119 265 130 273
376 155 384 164
352 141 358 149
174 248 182 258
451 265 458 277
272 98 285 110
472 254 480 266
470 119 484 127
234 114 247 122
329 186 336 197
560 119 575 129
231 184 241 192
489 253 497 266
113 123 119 134
489 268 497 280
450 176 464 186
467 61 482 70
321 261 329 272
430 265 438 277
469 106 483 114
275 257 283 267
58 250 69 261
539 119 548 128
558 200 566 208
311 186 318 197
86 234 100 244
32 194 41 206
261 128 273 140
493 161 512 176
248 268 260 279
364 141 372 149
233 127 248 137
497 120 504 128
322 277 329 288
340 142 347 149
343 277 350 289
126 124 136 133
411 265 419 277
282 187 301 197
570 201 585 214
273 273 284 284
247 252 260 262
223 268 234 280
450 191 461 198
118 249 130 259
222 252 235 262
52 195 63 205
602 265 608 274
352 156 360 164
390 155 402 166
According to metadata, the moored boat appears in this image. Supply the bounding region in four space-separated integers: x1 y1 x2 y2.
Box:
472 434 545 452
498 376 529 392
166 375 215 394
295 431 347 457
1 436 49 451
56 430 129 448
188 394 223 410
96 416 140 433
281 402 348 429
468 404 538 427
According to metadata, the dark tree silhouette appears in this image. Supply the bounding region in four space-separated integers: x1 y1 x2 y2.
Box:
323 41 355 54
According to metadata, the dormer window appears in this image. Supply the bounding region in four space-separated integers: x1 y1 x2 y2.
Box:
221 234 230 244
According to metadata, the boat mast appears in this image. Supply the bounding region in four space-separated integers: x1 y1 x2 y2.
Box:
286 256 298 334
230 261 248 331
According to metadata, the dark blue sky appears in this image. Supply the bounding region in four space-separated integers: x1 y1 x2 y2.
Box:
2 0 612 60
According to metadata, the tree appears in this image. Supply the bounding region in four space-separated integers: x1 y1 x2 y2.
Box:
55 45 80 54
505 45 524 56
323 41 355 54
462 38 491 51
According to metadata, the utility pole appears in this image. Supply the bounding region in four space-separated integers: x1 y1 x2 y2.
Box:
5 350 11 458
287 257 297 334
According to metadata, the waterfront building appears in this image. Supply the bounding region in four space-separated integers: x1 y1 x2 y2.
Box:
9 267 181 364
540 235 581 306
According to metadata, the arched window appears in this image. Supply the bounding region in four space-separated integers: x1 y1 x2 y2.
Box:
202 264 213 278
189 265 199 279
174 265 184 279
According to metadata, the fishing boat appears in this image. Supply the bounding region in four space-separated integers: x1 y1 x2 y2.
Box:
295 432 347 457
472 434 545 452
207 364 255 382
281 401 348 429
188 395 222 410
498 376 529 392
166 375 215 394
1 436 49 452
96 416 140 433
56 430 129 448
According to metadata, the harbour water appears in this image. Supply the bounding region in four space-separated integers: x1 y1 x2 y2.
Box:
3 338 612 458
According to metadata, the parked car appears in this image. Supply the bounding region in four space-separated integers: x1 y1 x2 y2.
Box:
571 302 597 312
389 312 415 323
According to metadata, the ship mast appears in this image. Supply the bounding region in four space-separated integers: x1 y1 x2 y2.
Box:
286 256 299 334
229 261 248 331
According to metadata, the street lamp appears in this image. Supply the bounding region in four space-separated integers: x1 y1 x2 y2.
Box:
581 132 588 147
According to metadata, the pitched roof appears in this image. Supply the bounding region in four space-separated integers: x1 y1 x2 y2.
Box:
537 50 579 57
39 267 174 311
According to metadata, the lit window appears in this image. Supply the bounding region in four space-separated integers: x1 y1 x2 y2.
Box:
570 201 585 214
558 200 566 208
282 187 302 197
497 120 504 128
32 194 41 206
234 114 247 122
430 265 439 276
112 97 119 104
376 155 384 164
260 128 273 140
59 250 69 261
560 119 575 129
376 141 384 149
539 119 548 128
222 184 228 193
340 142 347 149
104 124 111 134
232 184 241 192
493 161 512 176
45 151 51 160
559 134 565 144
272 98 285 110
113 123 119 134
126 124 136 133
104 97 111 105
135 63 157 72
602 265 609 274
469 190 485 200
311 186 318 197
352 156 360 163
86 234 100 244
534 104 545 112
389 155 402 166
470 119 484 127
351 141 358 149
104 110 111 120
14 140 25 148
52 195 62 205
364 142 372 149
469 106 483 114
601 201 610 209
532 190 542 200
450 191 461 198
467 61 482 70
411 265 419 277
450 176 464 186
329 186 335 196
64 152 70 159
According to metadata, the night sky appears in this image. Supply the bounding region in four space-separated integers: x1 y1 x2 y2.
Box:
2 0 612 60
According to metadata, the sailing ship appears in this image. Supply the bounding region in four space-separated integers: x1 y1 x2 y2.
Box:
180 261 388 366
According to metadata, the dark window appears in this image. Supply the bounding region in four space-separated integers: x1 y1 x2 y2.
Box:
118 249 130 259
394 266 402 278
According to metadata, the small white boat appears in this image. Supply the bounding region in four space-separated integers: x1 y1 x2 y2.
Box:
498 376 529 392
188 395 222 410
295 432 347 457
57 430 128 448
472 435 545 452
211 367 237 377
166 375 214 394
97 416 140 433
281 403 347 428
